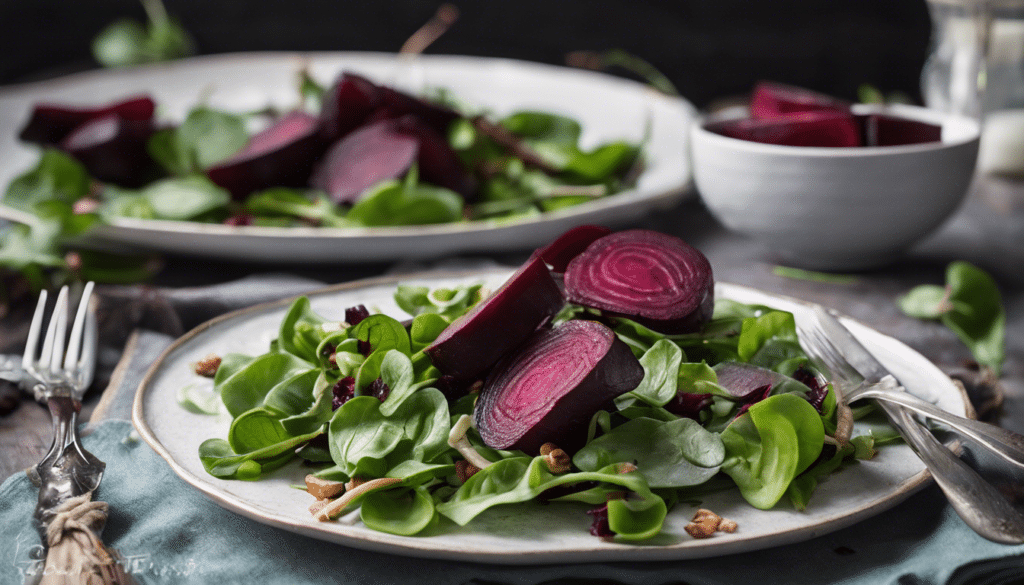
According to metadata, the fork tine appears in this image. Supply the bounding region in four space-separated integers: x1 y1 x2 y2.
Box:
41 287 70 376
64 281 95 373
77 299 98 390
22 289 48 370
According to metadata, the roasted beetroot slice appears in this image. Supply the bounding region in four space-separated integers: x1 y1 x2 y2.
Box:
564 230 714 334
860 113 942 147
207 111 327 199
377 86 461 135
60 114 159 187
391 115 475 198
475 319 644 455
19 95 156 146
424 256 563 381
534 225 613 273
750 81 851 119
320 72 382 142
706 111 861 147
309 118 419 204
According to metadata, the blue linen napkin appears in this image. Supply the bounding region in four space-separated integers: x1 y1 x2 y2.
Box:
2 418 1022 585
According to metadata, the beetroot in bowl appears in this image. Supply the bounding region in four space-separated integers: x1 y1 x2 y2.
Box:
690 88 980 270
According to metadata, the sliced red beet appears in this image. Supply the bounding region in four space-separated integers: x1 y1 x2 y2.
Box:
320 72 382 142
376 86 461 135
424 256 564 381
706 111 862 147
534 225 612 273
20 95 156 146
207 111 327 199
750 81 851 119
713 362 783 400
309 118 419 204
60 114 159 187
859 113 942 147
563 230 714 334
474 319 644 455
391 115 476 198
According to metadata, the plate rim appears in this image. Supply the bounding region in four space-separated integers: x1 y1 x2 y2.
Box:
131 272 968 564
0 51 696 260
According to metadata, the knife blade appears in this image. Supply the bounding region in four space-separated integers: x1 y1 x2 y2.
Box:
812 306 891 383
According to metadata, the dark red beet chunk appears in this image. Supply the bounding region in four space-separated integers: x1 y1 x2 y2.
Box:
714 362 779 415
564 230 714 334
375 86 461 135
392 115 476 198
309 118 419 204
665 392 714 420
207 111 327 200
860 113 942 147
475 319 643 455
19 95 156 146
60 114 159 187
706 111 861 147
425 255 564 381
331 376 356 410
320 72 382 142
534 225 612 273
750 81 851 120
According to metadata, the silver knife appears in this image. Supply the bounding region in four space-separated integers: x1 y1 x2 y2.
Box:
813 306 1024 544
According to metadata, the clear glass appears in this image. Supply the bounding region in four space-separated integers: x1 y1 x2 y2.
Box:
922 0 1024 175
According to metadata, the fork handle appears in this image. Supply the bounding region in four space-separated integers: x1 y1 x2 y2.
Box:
849 386 1024 469
882 402 1024 544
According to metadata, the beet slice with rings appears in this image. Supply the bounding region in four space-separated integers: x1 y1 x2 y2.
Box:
564 229 714 334
424 256 564 381
534 224 612 273
474 319 644 455
207 111 327 200
20 95 156 146
309 118 419 204
319 72 382 142
750 81 851 120
60 114 159 187
706 111 862 147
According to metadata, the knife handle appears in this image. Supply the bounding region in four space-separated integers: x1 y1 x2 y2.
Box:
882 402 1024 544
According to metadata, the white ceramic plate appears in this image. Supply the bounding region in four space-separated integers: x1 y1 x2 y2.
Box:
133 270 969 564
0 52 695 262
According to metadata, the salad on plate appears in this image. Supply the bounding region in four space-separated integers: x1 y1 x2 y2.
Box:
179 226 897 542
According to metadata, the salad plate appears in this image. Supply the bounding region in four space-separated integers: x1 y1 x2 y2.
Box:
0 52 695 263
133 269 970 564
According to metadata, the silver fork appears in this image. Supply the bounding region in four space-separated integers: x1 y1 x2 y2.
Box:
22 282 104 535
798 321 1024 470
797 313 1024 544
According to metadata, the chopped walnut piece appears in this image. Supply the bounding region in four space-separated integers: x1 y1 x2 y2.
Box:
455 460 480 483
616 462 638 474
685 508 737 539
305 474 346 500
193 353 222 378
539 443 571 474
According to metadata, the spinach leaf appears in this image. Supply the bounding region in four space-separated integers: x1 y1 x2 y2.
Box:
242 188 349 227
4 150 90 212
148 106 248 175
360 485 438 536
736 310 806 371
198 430 320 480
100 176 230 221
216 352 314 417
278 296 331 363
346 177 463 227
92 0 195 67
437 458 666 540
394 282 484 320
720 393 824 509
614 339 682 409
898 262 1006 376
574 417 724 488
350 313 412 357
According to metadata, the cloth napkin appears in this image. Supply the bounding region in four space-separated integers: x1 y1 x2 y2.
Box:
2 273 1023 585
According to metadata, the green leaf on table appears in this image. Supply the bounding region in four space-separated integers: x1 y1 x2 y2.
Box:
897 262 1006 375
720 393 825 509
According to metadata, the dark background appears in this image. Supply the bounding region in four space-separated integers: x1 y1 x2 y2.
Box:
0 0 934 109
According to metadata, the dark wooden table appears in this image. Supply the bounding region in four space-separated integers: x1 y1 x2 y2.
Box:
2 172 1023 484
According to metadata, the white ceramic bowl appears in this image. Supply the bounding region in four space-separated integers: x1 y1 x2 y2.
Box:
689 103 981 270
